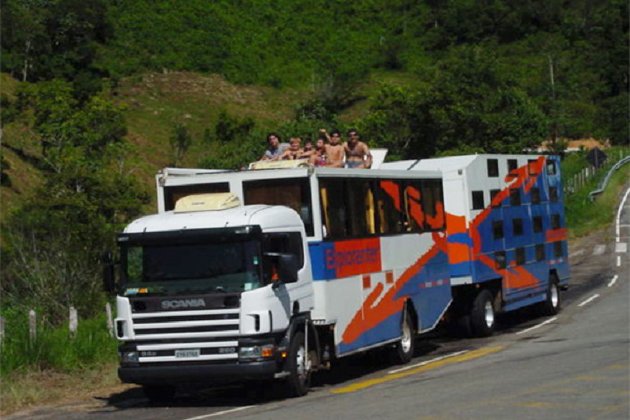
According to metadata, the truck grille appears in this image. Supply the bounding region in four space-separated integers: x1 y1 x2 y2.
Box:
131 308 240 363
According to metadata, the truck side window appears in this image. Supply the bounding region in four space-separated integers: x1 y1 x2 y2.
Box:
262 232 304 284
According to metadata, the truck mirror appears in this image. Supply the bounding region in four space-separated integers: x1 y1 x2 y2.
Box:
102 251 117 293
278 253 298 284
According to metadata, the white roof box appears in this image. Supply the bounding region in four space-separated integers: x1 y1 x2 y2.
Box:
174 193 241 213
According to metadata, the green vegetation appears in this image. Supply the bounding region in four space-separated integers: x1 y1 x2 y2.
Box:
563 147 630 237
0 309 117 376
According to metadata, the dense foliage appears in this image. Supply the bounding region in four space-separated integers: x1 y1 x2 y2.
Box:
2 0 627 146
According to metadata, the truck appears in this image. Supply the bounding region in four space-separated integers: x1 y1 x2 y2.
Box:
104 154 569 400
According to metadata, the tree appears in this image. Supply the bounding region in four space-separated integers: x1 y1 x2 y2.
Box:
361 46 548 159
169 122 193 167
2 80 148 321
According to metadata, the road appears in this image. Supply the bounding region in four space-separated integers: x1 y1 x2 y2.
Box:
9 188 630 420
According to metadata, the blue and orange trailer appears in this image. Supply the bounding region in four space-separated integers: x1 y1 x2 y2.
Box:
384 154 569 336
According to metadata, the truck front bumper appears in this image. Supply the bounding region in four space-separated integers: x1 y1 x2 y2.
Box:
118 361 278 385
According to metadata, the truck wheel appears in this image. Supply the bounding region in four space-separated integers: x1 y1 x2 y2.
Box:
470 290 495 337
393 309 415 364
284 331 310 397
142 385 176 403
539 274 561 316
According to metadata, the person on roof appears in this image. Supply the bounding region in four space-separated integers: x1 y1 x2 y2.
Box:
344 129 372 169
280 137 305 160
320 128 344 168
261 133 288 161
310 137 328 167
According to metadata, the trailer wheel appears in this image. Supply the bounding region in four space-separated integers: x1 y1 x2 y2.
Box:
470 290 495 337
393 309 415 364
142 385 176 403
284 330 310 397
539 274 561 316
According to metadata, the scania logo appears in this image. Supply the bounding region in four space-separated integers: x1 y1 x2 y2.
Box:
161 298 206 310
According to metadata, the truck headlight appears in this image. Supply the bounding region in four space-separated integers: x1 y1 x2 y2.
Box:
239 344 275 361
120 351 139 364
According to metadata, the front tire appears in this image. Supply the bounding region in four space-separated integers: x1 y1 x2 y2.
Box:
284 331 310 397
539 274 561 316
392 308 415 364
470 290 495 337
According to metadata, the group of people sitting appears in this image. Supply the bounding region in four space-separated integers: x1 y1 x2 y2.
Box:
260 128 372 169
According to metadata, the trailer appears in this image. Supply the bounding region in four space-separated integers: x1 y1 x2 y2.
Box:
382 154 570 336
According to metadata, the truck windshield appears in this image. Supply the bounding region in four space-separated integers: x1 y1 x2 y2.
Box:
121 240 262 296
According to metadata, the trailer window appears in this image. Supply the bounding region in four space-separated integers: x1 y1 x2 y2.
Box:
528 159 539 175
421 179 445 230
495 251 506 269
320 178 347 238
546 160 557 175
404 181 425 232
535 244 545 261
493 220 504 240
346 179 377 237
472 191 485 210
551 214 561 229
376 180 404 234
487 159 499 177
531 187 541 204
507 159 518 173
244 178 313 236
490 189 501 207
533 216 543 233
509 189 521 206
515 247 526 265
553 241 563 258
513 218 524 236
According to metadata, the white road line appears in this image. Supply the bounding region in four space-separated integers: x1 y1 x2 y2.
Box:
183 405 257 420
618 256 622 267
592 245 606 256
388 350 469 374
578 294 600 307
616 187 630 239
569 249 585 258
608 275 619 288
515 317 557 335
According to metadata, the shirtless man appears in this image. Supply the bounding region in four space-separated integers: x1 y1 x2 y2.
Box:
261 133 288 161
343 129 372 169
320 128 344 168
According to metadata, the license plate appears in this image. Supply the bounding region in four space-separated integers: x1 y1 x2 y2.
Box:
175 349 200 358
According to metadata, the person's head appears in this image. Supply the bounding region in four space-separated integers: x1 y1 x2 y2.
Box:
289 137 302 150
347 129 359 144
316 138 325 150
304 140 313 151
330 130 341 145
267 133 281 148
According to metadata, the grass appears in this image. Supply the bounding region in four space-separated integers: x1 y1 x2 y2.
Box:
0 362 126 416
0 309 120 414
0 310 118 376
563 147 630 238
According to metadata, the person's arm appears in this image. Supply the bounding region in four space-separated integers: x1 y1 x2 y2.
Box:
363 143 373 168
319 128 331 143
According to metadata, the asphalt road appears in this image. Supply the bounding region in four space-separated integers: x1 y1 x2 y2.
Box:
9 188 630 420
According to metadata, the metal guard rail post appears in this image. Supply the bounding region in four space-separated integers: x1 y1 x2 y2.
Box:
588 155 630 201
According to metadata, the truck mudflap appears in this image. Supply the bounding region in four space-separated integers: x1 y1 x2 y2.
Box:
118 361 277 386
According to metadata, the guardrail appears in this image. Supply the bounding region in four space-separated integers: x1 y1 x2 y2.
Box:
589 155 630 201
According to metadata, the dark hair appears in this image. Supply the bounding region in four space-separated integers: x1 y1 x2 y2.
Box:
266 132 281 143
330 130 341 137
347 128 359 136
